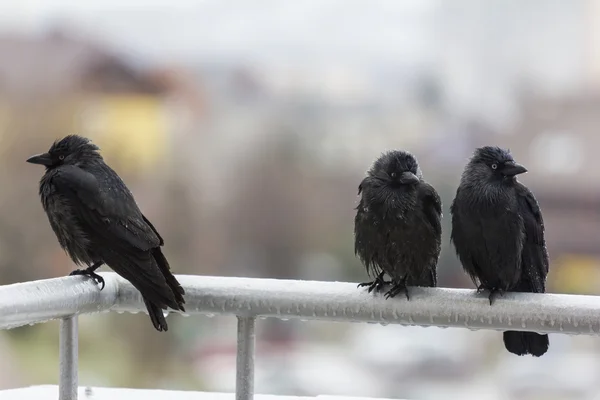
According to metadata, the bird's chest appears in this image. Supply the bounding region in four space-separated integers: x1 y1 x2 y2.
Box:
458 194 525 267
41 187 91 260
373 205 428 244
457 184 518 222
473 195 521 226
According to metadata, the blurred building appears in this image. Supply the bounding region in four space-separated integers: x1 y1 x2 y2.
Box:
0 29 175 174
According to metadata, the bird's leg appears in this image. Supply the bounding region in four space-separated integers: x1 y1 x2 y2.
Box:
384 276 410 300
357 271 391 293
69 262 105 290
488 287 504 306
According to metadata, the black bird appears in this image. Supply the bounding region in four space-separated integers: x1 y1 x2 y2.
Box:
354 150 442 300
27 135 185 332
450 146 549 357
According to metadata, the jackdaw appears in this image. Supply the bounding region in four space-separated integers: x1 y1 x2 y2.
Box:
27 135 185 332
354 150 442 300
450 146 549 356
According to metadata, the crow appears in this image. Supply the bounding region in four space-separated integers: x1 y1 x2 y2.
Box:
354 150 442 300
450 146 549 357
27 135 185 332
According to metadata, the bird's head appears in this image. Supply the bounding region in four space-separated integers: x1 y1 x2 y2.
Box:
466 146 527 182
368 150 422 186
26 135 101 169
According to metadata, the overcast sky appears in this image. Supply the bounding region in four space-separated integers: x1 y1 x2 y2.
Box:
0 0 437 66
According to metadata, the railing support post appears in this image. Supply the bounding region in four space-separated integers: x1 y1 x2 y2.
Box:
59 316 78 400
235 316 255 400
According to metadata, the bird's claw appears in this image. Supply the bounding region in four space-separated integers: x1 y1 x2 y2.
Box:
357 277 391 293
69 268 105 290
357 280 378 292
357 280 386 293
476 284 486 294
358 272 391 293
384 284 410 301
488 288 504 306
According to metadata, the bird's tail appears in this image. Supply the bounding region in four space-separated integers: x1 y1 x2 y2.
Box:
143 297 169 332
503 331 549 357
502 274 549 357
407 266 437 288
425 267 437 287
138 248 186 332
152 247 185 311
107 248 185 332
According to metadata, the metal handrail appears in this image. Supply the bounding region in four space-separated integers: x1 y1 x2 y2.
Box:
2 272 600 400
1 385 402 400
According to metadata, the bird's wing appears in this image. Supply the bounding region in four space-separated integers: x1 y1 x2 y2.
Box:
354 178 384 279
419 182 443 237
449 189 481 287
516 183 549 291
51 165 162 251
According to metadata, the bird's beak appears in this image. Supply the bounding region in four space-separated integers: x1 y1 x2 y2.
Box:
26 152 53 166
398 171 420 185
502 162 528 177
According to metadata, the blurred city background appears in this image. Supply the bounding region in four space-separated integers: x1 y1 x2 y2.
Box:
1 0 600 399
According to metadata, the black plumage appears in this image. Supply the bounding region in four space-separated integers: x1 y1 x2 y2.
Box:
450 146 549 357
27 135 185 332
354 150 442 300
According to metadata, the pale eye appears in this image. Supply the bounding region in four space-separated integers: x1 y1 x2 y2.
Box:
391 172 397 178
491 163 497 170
59 155 65 160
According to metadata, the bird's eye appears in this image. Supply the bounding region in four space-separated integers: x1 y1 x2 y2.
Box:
58 155 65 160
391 172 397 178
491 163 497 170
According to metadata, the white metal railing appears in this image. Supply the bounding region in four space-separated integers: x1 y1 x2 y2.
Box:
2 272 600 400
0 385 402 400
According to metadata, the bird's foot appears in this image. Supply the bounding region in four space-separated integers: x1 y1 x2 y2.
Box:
358 272 390 293
488 288 504 306
357 277 391 293
384 282 410 301
476 284 486 294
69 268 105 290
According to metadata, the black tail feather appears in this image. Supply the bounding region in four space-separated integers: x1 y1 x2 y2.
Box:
152 247 185 311
503 330 549 357
143 297 168 332
107 249 185 332
110 256 176 309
